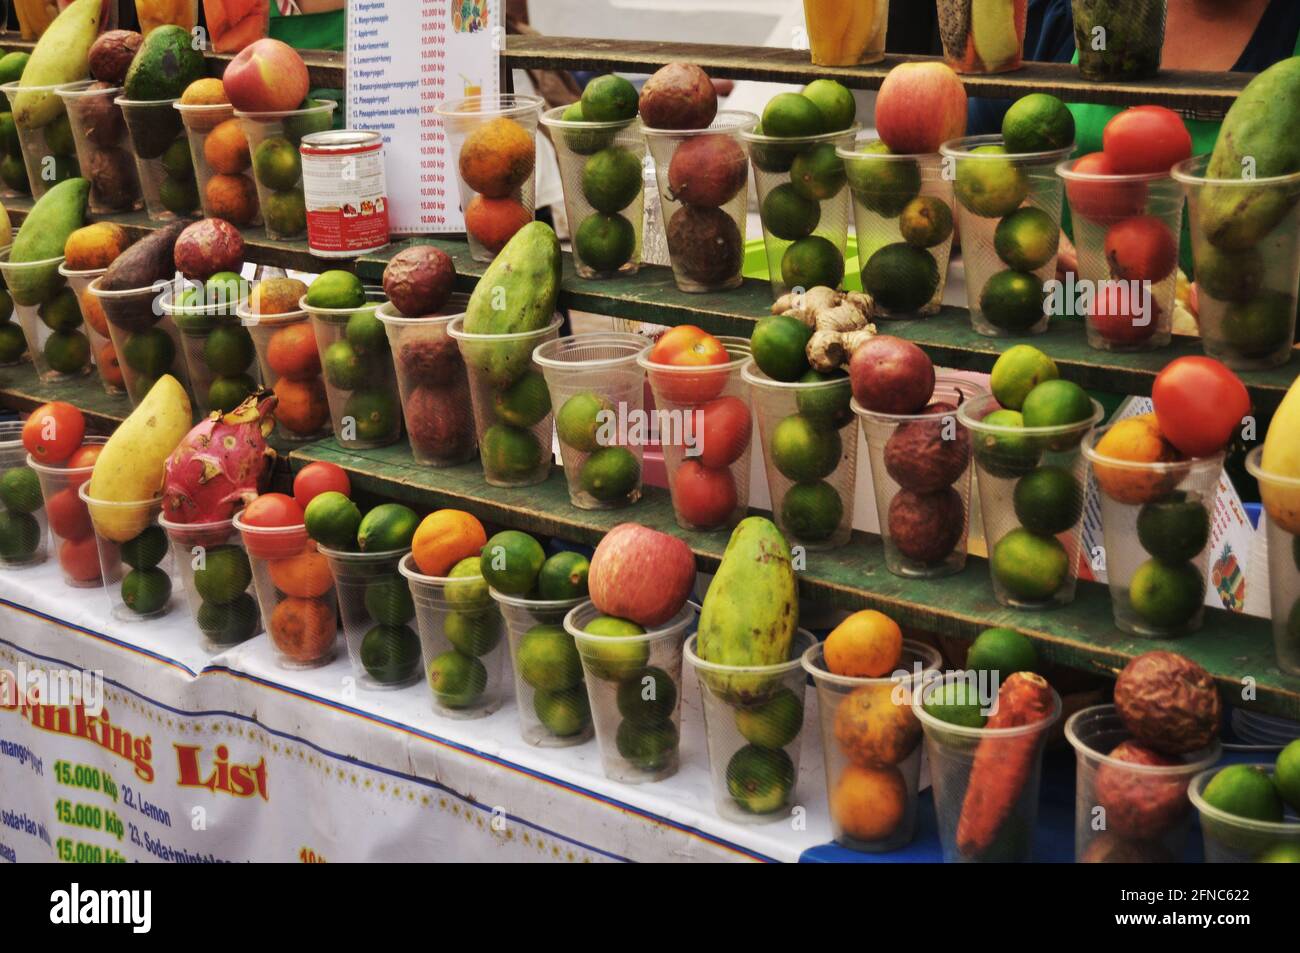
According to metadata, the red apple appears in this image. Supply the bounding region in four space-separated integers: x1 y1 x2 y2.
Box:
222 38 309 114
874 62 967 154
588 523 696 627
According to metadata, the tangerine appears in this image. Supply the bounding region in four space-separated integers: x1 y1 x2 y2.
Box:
266 322 321 380
465 195 532 254
204 118 252 174
831 763 908 842
269 596 336 662
81 290 109 337
411 509 487 577
96 342 123 388
458 116 534 198
205 173 259 226
268 546 334 598
180 78 230 131
833 681 921 767
273 375 329 435
1092 414 1183 505
824 610 904 678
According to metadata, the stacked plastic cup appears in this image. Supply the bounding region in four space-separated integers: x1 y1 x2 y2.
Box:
1 80 80 200
493 589 592 746
642 111 758 293
1189 765 1300 862
435 95 543 262
1246 447 1300 675
936 0 1026 73
639 338 754 532
940 135 1073 336
117 96 194 221
841 141 956 317
321 546 422 690
58 263 122 395
448 315 562 487
0 421 47 568
687 629 815 823
566 600 698 784
80 487 174 622
0 251 92 384
399 553 508 719
177 100 262 227
88 275 191 406
57 80 142 214
28 436 105 586
238 295 330 443
160 515 262 651
162 280 259 417
235 100 336 241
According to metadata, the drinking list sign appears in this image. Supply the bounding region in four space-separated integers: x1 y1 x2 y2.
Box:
347 0 501 233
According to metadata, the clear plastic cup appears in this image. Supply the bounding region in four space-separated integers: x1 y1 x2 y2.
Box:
137 0 197 33
940 135 1074 336
28 436 106 586
116 96 194 222
235 101 337 241
803 639 942 851
233 513 339 669
1172 155 1300 370
0 244 24 366
841 142 955 317
0 421 48 568
80 486 175 623
177 101 262 227
534 332 647 509
320 545 422 691
399 552 508 719
1057 159 1184 351
959 392 1104 608
376 298 477 467
803 0 890 66
540 107 644 278
1189 765 1300 862
448 314 562 487
1072 0 1166 82
855 377 982 577
1066 703 1220 863
160 515 262 651
161 282 259 417
57 81 142 214
301 290 404 450
492 589 592 747
1245 447 1300 675
435 95 543 263
0 250 92 384
88 275 191 407
639 338 754 532
1 80 81 201
937 0 1027 73
743 363 857 549
687 628 815 823
59 264 123 395
1082 426 1224 638
238 298 331 443
642 111 758 293
565 599 698 784
915 671 1063 862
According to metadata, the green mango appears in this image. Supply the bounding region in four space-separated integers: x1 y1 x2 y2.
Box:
8 177 90 306
696 517 798 705
10 0 103 129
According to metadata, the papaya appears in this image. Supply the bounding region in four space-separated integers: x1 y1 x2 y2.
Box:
1260 376 1300 534
8 177 91 305
696 516 798 704
124 24 207 102
10 0 104 129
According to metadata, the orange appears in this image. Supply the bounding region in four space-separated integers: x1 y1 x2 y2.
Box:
96 342 123 388
180 79 231 132
81 289 110 337
204 118 252 174
268 546 334 598
266 322 320 380
824 609 903 677
458 116 534 199
269 596 336 662
250 278 309 317
831 763 908 842
1092 414 1184 505
64 222 129 271
205 174 259 226
273 376 329 435
833 682 921 767
465 195 532 253
411 509 487 577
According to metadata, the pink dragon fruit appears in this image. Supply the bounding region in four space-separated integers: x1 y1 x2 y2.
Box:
162 392 278 526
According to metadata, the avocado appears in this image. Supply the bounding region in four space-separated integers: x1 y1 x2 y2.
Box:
123 24 205 102
7 177 90 306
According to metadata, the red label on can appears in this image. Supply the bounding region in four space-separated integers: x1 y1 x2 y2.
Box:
302 134 390 256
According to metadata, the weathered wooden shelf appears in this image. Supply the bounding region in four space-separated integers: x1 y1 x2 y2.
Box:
0 362 130 429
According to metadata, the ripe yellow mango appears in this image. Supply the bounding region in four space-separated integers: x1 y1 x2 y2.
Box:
1261 377 1300 534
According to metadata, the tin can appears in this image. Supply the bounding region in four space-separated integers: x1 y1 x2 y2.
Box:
301 130 390 258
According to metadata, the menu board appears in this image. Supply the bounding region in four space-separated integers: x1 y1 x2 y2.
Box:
346 0 502 234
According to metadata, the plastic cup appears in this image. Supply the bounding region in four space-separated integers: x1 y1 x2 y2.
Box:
117 97 194 222
534 332 647 509
375 298 477 467
565 599 697 784
1172 155 1300 370
915 671 1063 862
803 639 942 850
1 80 81 201
1072 0 1166 81
177 101 262 227
28 437 106 586
399 553 508 719
1082 426 1224 638
0 250 92 384
936 0 1027 73
0 421 48 568
238 298 331 443
855 377 982 577
320 546 422 691
959 393 1104 608
802 0 889 66
79 486 175 623
1245 447 1300 675
540 107 645 279
686 628 815 823
1189 765 1300 862
642 111 758 293
492 589 592 747
235 101 336 241
161 281 259 418
87 275 192 407
160 515 262 651
940 135 1074 337
301 290 404 450
59 264 123 395
57 81 142 214
0 244 24 367
447 315 562 487
233 513 339 669
1066 704 1219 863
840 142 955 317
639 338 754 532
434 95 543 263
743 363 857 549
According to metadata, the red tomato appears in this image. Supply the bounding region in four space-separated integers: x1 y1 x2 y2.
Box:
647 325 731 405
22 402 85 464
672 460 738 528
46 487 93 542
1102 106 1192 175
66 443 104 472
293 461 351 509
697 396 752 468
238 492 307 559
1090 285 1159 346
1065 152 1149 225
59 536 102 584
1104 216 1178 282
1152 357 1250 458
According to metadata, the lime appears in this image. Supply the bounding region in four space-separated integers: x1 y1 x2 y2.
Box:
264 189 307 235
481 529 546 595
861 242 940 312
0 466 42 514
1137 492 1210 563
1013 465 1082 536
193 544 252 605
162 137 194 181
533 686 591 736
1129 559 1205 630
789 142 846 202
617 666 677 722
0 510 40 561
560 102 612 156
44 330 90 374
795 369 853 427
342 389 399 442
323 339 366 390
445 556 489 607
991 528 1070 601
615 718 678 771
751 313 813 383
955 145 1028 217
967 627 1038 676
581 146 642 214
360 623 422 683
1020 378 1093 429
159 176 198 215
307 271 366 311
283 101 334 143
253 136 302 191
990 344 1058 411
973 409 1042 478
580 446 639 502
123 328 176 377
196 592 259 645
481 424 543 481
845 141 920 217
1275 738 1300 812
205 272 245 315
771 414 841 482
427 650 487 708
761 183 820 242
994 206 1060 271
1002 93 1074 153
492 369 551 428
574 212 636 271
304 490 362 549
979 269 1046 333
537 551 589 600
580 73 639 122
727 745 795 814
120 525 167 569
579 614 648 681
735 686 804 749
923 680 988 728
780 480 843 542
0 52 31 87
517 623 583 692
444 609 502 656
0 153 29 193
39 288 82 332
899 195 954 248
121 567 171 615
0 324 25 363
555 391 612 452
365 575 415 625
207 374 257 413
1221 291 1293 359
1201 764 1284 822
345 308 387 356
801 79 856 131
203 325 255 376
761 92 825 138
357 503 418 552
781 235 844 290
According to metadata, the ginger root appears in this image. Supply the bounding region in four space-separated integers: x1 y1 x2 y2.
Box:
771 285 877 372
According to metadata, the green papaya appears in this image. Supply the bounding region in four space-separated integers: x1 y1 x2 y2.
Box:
10 0 104 129
696 516 798 704
8 177 90 306
123 24 206 102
